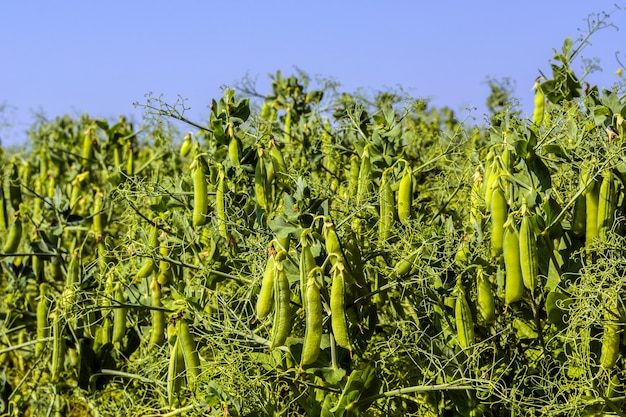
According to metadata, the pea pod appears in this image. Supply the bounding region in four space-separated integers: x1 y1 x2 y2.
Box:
323 219 343 264
66 250 80 287
8 162 22 212
597 169 616 242
503 219 524 305
260 101 272 120
391 247 422 277
378 168 395 244
585 178 600 248
490 183 507 258
270 251 292 349
269 137 288 182
157 236 173 286
82 125 96 163
476 266 495 325
215 164 228 239
177 318 201 392
600 300 621 369
349 155 360 192
301 267 324 366
3 211 22 254
35 283 51 356
228 135 241 168
397 163 413 226
167 329 185 407
483 151 497 208
256 248 276 320
455 283 475 349
191 155 209 227
134 219 160 282
112 283 127 344
179 132 193 157
356 144 372 204
299 229 317 309
519 202 538 295
470 168 484 227
126 142 134 175
254 148 268 210
330 261 351 351
149 277 165 347
50 312 65 383
283 109 292 143
531 77 545 128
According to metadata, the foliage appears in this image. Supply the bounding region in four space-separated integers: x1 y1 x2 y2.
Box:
1 9 626 417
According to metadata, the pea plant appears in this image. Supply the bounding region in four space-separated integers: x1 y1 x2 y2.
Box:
1 10 626 417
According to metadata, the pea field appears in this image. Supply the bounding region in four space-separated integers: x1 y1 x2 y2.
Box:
2 22 626 417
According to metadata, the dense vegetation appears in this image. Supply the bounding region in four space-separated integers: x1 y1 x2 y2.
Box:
1 12 626 417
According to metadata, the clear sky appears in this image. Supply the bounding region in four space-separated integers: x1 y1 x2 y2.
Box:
1 1 625 146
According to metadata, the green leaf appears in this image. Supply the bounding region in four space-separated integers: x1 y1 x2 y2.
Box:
321 367 346 385
268 214 299 239
513 317 538 339
593 105 612 127
527 152 552 195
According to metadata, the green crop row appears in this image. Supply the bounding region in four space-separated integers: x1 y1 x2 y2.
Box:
1 32 626 416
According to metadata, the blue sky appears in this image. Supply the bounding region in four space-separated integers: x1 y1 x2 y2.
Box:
1 1 625 146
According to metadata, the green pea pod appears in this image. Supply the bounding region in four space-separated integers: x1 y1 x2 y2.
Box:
215 164 228 239
256 250 276 319
476 266 495 325
167 332 185 407
597 169 616 242
269 137 288 181
378 168 395 244
8 162 22 212
3 212 22 254
483 151 497 208
177 319 201 392
490 183 507 258
270 252 292 349
157 236 172 286
112 283 127 344
254 149 268 210
503 220 524 305
228 135 241 168
349 155 360 192
126 142 134 175
397 164 413 226
600 300 621 369
82 125 96 162
134 219 160 282
323 219 343 264
455 284 475 349
66 250 80 287
470 168 484 227
356 144 372 204
35 283 51 356
191 155 209 227
531 77 545 128
301 267 324 366
180 132 193 157
519 202 538 295
392 247 422 277
585 179 600 248
149 277 165 347
50 313 65 383
283 110 292 143
330 261 351 351
299 229 317 309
